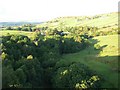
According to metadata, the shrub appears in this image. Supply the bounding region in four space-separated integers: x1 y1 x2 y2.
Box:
6 26 12 30
21 27 29 31
16 27 22 30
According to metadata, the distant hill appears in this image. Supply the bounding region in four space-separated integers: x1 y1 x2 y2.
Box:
0 22 43 27
37 12 118 29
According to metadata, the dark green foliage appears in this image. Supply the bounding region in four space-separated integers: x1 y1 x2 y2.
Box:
21 27 29 31
2 65 19 88
2 35 44 88
16 27 22 30
1 34 97 88
52 63 103 88
6 26 13 30
15 68 26 84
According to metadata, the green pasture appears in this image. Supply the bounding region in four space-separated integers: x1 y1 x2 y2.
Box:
0 30 34 38
37 12 118 29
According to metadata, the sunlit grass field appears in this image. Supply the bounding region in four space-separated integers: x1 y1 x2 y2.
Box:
0 30 35 38
56 35 119 88
94 35 119 56
37 12 118 28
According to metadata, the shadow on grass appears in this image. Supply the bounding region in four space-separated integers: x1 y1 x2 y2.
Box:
81 38 119 88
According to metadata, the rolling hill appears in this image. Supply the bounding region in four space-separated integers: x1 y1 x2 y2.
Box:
37 12 118 30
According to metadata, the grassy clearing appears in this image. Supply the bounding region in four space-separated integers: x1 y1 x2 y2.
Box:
57 35 119 88
0 30 35 38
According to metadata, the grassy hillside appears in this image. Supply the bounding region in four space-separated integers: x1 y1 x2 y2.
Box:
56 35 119 88
37 12 118 29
